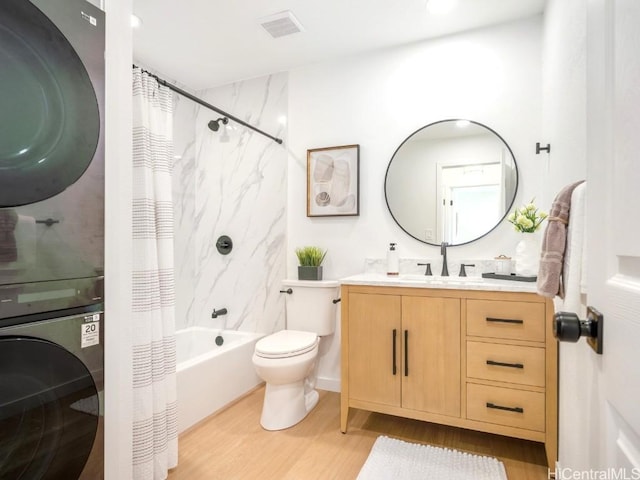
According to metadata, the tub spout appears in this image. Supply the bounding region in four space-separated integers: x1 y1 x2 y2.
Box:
211 308 228 319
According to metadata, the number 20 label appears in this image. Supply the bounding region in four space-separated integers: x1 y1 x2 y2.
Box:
81 316 100 348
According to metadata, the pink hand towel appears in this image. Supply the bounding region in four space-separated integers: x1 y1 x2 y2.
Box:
536 180 585 298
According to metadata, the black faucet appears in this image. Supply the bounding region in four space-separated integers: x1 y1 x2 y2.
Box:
417 262 432 276
458 263 475 277
440 242 449 276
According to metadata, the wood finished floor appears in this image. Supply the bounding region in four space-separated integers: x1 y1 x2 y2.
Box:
168 386 549 480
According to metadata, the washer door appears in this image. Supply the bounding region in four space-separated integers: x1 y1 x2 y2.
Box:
0 337 99 479
0 0 100 207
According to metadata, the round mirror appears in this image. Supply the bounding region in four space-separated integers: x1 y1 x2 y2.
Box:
384 119 518 246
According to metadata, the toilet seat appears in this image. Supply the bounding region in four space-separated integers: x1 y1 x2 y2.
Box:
255 330 318 359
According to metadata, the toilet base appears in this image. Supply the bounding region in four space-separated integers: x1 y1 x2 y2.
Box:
260 381 319 431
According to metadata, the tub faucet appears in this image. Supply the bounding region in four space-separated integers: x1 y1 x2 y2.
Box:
211 308 228 319
440 242 449 277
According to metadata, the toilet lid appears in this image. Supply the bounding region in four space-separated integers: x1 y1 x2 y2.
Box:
255 330 318 359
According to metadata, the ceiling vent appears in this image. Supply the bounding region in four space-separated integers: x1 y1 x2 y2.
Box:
259 11 304 38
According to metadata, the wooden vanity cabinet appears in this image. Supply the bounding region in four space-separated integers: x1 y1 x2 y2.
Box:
401 295 461 417
340 284 557 468
346 293 401 408
346 292 460 417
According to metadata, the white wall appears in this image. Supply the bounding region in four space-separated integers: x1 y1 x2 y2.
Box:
103 0 133 479
287 16 543 280
542 0 591 472
542 0 588 208
287 17 543 387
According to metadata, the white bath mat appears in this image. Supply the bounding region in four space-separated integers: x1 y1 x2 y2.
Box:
357 436 508 480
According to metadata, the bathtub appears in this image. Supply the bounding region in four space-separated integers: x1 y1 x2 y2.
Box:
176 327 264 433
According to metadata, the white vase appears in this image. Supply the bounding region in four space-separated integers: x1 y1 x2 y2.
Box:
515 234 541 277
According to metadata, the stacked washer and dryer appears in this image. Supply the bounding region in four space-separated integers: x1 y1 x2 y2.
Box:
0 0 106 478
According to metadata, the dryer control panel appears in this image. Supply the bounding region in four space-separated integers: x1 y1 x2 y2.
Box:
0 276 103 321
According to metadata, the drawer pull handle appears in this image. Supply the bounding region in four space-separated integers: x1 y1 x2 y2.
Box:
486 402 524 413
486 360 524 369
392 329 397 375
404 330 409 377
486 317 524 325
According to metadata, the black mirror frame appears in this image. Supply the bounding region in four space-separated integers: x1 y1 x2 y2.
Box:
384 119 519 247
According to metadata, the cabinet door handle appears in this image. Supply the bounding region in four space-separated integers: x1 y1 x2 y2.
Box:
486 359 524 369
392 329 397 375
404 330 409 376
486 317 524 325
486 402 524 413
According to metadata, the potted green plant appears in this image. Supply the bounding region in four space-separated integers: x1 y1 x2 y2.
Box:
507 199 548 276
295 246 327 281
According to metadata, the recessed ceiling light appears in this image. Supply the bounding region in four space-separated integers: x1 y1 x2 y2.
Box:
426 0 457 14
131 14 143 28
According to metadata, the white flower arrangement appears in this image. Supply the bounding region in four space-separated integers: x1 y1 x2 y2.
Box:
507 200 548 233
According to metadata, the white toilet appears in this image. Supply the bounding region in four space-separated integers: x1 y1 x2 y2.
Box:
252 279 339 431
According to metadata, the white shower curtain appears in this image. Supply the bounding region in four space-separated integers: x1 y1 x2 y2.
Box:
131 67 178 480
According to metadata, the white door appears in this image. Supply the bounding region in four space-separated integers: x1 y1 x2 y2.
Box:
577 0 640 476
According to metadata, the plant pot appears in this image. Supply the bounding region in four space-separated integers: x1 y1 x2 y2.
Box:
514 234 541 277
298 266 323 281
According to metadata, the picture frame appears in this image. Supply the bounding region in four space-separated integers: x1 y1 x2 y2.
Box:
306 144 360 217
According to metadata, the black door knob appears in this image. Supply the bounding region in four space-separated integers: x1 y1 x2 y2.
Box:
553 312 585 342
553 307 603 354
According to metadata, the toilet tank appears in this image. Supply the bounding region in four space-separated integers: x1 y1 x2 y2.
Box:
282 279 339 336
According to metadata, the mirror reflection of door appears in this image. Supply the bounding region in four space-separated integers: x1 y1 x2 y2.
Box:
449 184 501 243
438 163 502 244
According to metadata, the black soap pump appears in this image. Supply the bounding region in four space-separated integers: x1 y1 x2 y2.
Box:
387 243 399 276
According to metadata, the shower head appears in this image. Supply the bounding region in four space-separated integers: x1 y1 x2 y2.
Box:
208 117 229 132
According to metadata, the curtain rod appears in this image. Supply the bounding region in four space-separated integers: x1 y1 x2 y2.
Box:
133 64 283 145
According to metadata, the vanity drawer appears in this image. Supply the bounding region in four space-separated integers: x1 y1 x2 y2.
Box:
467 383 545 432
467 341 545 387
466 299 545 342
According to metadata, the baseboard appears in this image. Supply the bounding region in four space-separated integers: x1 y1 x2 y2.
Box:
317 376 340 393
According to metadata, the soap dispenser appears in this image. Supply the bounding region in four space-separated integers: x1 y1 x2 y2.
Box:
387 243 399 276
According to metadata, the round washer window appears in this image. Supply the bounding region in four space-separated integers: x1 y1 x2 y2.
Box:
0 0 100 207
0 337 99 479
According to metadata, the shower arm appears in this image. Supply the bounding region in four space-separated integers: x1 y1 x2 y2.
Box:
133 65 283 145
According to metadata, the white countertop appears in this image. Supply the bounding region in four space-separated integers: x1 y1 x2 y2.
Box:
340 273 539 294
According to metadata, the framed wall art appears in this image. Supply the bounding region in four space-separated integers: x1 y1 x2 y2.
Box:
306 144 360 217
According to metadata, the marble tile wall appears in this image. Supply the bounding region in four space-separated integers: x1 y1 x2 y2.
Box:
173 73 288 334
173 93 197 330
